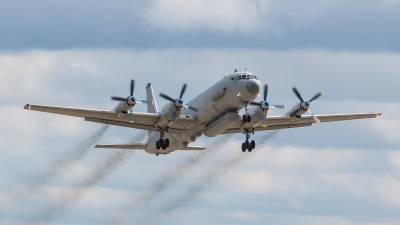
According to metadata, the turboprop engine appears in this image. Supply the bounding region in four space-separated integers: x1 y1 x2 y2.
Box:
154 83 198 129
111 79 147 122
249 83 285 127
286 87 323 123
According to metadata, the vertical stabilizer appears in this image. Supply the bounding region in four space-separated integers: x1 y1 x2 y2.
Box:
146 83 158 114
146 83 158 136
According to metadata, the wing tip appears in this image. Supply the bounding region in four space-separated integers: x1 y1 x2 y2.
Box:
23 104 30 110
376 113 382 118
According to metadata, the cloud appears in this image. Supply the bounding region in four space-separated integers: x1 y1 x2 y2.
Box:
142 0 267 32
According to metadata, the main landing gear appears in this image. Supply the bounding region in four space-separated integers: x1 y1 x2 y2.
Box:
156 128 170 150
241 128 255 152
242 102 252 123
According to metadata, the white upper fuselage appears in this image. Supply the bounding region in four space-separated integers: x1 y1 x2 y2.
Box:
145 71 261 155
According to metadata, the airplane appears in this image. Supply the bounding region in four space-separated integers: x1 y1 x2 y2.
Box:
24 69 381 156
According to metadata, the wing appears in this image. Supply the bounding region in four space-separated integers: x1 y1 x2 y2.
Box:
222 113 381 134
95 144 205 150
24 104 195 134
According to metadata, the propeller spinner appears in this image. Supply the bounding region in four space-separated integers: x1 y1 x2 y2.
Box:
290 87 323 123
111 79 148 123
159 83 198 120
249 83 286 126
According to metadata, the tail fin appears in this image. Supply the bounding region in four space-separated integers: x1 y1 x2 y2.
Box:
146 83 158 136
146 83 158 113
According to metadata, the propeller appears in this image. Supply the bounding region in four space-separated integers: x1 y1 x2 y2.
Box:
159 83 198 120
249 83 286 126
111 79 148 123
291 87 323 123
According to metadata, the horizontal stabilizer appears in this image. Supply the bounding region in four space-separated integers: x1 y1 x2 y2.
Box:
95 144 146 149
94 144 205 150
179 146 206 150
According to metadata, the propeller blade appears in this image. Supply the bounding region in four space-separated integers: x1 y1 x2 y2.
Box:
111 96 127 101
159 93 175 102
262 110 267 125
182 104 199 112
264 83 268 101
129 108 134 123
270 105 286 109
309 92 323 102
136 100 148 104
292 87 305 102
130 79 135 97
249 102 262 106
308 109 320 123
179 83 187 99
172 110 177 121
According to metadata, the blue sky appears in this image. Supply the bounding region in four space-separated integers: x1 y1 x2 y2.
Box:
1 1 400 225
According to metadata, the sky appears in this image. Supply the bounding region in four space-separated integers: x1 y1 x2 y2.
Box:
1 0 400 224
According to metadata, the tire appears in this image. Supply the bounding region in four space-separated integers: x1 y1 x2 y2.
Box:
156 141 160 150
251 140 256 149
242 115 247 123
247 115 251 123
241 143 246 152
162 144 166 150
248 148 252 152
245 140 250 151
159 138 164 146
165 139 170 148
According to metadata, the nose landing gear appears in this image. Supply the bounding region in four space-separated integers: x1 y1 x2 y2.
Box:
242 102 252 123
242 128 255 152
156 128 170 150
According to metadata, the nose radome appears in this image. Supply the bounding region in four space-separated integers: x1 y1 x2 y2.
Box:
246 80 261 94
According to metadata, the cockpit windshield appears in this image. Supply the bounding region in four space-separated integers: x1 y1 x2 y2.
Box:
234 74 258 81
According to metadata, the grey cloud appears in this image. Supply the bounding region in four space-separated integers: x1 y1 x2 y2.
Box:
0 0 400 51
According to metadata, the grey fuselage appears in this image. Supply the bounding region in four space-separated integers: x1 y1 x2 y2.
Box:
145 72 261 155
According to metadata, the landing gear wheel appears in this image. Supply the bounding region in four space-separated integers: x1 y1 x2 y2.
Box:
162 143 167 150
241 143 246 152
245 140 250 151
251 140 255 149
156 153 159 156
156 141 160 150
246 115 251 123
242 115 247 123
165 139 170 148
159 138 164 146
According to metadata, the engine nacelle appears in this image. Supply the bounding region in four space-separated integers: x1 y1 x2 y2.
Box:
113 98 136 115
154 102 181 128
204 111 242 137
248 106 266 124
286 102 308 120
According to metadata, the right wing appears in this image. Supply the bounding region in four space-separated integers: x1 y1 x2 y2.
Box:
24 104 195 135
222 113 381 134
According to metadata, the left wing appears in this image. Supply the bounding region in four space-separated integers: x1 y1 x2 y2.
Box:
95 144 205 150
222 113 381 134
24 104 195 134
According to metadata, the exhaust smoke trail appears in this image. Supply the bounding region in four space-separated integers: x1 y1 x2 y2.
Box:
137 131 279 224
104 134 234 224
33 125 110 185
11 125 109 200
28 131 147 222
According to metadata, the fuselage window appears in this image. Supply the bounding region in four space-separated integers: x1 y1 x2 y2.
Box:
241 75 246 79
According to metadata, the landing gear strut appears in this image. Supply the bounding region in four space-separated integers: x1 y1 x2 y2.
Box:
156 128 170 150
241 128 255 152
242 102 251 123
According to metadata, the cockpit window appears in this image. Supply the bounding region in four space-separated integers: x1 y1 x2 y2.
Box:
233 74 258 81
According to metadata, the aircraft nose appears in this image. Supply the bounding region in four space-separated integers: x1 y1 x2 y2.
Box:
246 80 261 94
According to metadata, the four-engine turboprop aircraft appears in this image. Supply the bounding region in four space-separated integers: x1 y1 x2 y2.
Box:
24 69 381 156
